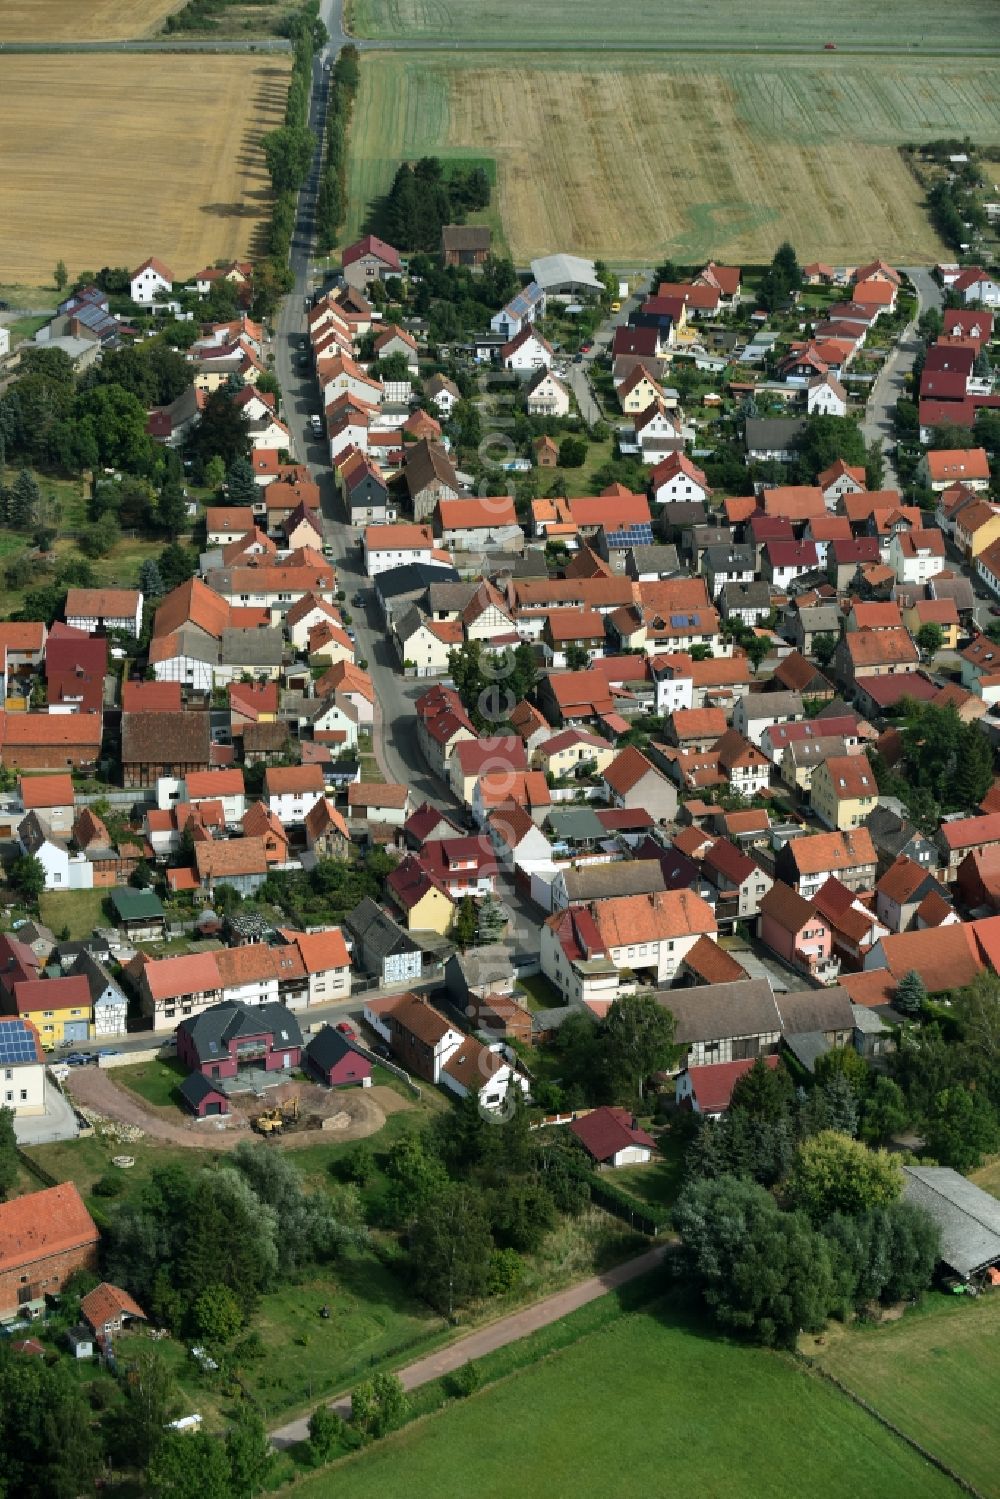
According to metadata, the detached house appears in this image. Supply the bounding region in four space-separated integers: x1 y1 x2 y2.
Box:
130 256 173 304
778 827 877 899
810 754 878 831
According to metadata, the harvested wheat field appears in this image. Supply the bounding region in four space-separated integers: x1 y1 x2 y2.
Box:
0 55 289 285
348 53 1000 264
0 0 183 41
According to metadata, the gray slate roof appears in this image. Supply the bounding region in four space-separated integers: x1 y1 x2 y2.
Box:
345 897 419 961
745 416 807 452
626 543 681 578
177 1001 302 1066
561 862 667 903
903 1166 1000 1279
776 985 854 1035
220 627 284 667
661 979 781 1045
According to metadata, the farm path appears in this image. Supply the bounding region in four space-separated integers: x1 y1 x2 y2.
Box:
269 1242 671 1446
861 266 942 487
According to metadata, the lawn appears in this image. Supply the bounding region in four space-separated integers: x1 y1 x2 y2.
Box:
347 0 996 49
114 1056 188 1110
610 1131 686 1210
345 52 1000 263
39 888 111 941
291 1299 955 1499
514 971 563 1012
812 1293 1000 1498
972 1152 1000 1200
21 1131 195 1208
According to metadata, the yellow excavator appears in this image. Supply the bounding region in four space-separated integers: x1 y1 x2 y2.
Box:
253 1106 284 1135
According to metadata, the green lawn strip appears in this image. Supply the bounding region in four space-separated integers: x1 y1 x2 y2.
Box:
812 1292 1000 1498
39 888 112 940
284 1291 954 1498
610 1131 687 1211
113 1056 188 1110
513 971 563 1011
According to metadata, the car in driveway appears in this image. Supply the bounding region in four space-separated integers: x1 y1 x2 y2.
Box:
352 591 366 608
336 1021 358 1042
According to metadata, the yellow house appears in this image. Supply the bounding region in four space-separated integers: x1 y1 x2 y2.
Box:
954 499 1000 559
619 368 664 415
810 754 878 832
901 598 959 652
387 856 455 935
535 729 617 780
11 974 94 1047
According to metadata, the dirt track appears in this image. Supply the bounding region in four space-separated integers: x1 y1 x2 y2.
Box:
66 1069 408 1151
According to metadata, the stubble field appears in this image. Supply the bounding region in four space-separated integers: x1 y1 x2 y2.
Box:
0 0 183 41
346 52 1000 264
347 0 1000 49
0 56 289 285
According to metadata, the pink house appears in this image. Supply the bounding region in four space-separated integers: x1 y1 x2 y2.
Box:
758 881 838 981
176 1000 302 1085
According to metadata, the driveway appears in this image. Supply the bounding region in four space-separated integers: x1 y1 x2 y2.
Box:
269 1242 670 1446
14 1077 79 1145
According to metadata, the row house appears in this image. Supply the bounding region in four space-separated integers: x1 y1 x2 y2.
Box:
759 881 840 983
777 827 878 900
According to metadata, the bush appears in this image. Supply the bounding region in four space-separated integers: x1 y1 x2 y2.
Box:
92 1172 125 1199
487 1247 524 1296
446 1362 481 1398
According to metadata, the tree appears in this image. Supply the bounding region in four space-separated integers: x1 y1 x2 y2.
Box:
350 1371 408 1438
916 622 944 659
451 896 479 952
745 634 770 675
925 1086 1000 1172
53 259 68 292
813 632 837 670
859 1076 909 1146
0 1353 102 1499
261 123 315 192
564 642 590 671
558 435 588 468
9 854 45 904
307 1404 345 1463
0 1106 17 1202
894 969 927 1018
603 993 677 1103
192 1282 244 1345
226 1406 274 1498
188 388 251 475
149 1430 234 1499
110 1345 176 1469
952 971 1000 1067
409 1184 492 1318
139 558 166 598
10 468 40 528
80 511 121 558
226 455 257 506
729 1056 794 1122
953 723 995 811
795 415 867 481
788 1131 903 1223
865 439 885 491
674 1174 834 1348
158 470 188 535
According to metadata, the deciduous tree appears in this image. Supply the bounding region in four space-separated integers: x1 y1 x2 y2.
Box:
787 1131 902 1223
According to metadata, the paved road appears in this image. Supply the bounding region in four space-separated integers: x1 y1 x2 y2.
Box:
13 1077 79 1145
861 266 942 489
269 1241 669 1446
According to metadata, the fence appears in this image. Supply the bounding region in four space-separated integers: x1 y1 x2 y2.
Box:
99 1047 167 1069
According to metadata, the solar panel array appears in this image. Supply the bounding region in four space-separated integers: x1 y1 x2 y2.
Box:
607 522 654 548
0 1019 40 1065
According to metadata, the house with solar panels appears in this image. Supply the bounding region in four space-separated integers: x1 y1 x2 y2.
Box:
490 280 546 341
0 1016 46 1118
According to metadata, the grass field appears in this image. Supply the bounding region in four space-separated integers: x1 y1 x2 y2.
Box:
346 52 1000 263
347 0 999 49
39 888 111 940
0 55 289 285
291 1302 955 1499
813 1295 1000 1498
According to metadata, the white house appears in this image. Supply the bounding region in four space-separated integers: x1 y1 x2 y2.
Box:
888 529 946 585
733 691 804 748
490 280 546 340
439 1038 530 1114
0 326 10 360
130 257 174 305
806 374 848 417
650 452 711 505
279 928 352 1007
424 374 460 416
954 268 1000 307
64 588 143 638
501 326 553 373
17 815 92 892
183 769 246 825
0 1016 46 1119
264 764 325 824
525 368 570 417
363 523 437 577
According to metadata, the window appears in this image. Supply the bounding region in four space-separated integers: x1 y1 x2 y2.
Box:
4 1092 11 1103
19 1091 26 1102
3 1070 10 1082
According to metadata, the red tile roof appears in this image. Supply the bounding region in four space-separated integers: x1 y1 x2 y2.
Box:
568 1106 656 1162
0 1183 98 1275
685 1056 780 1114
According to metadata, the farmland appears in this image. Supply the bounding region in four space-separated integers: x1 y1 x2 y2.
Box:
813 1294 1000 1499
346 52 1000 265
0 1 183 41
0 55 289 285
291 1301 955 1499
346 0 999 50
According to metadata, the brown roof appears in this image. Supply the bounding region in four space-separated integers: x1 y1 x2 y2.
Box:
347 782 409 809
141 951 220 1002
264 764 326 796
603 746 659 795
760 879 818 935
594 889 716 946
817 754 877 800
0 1183 98 1275
389 992 455 1046
845 628 918 668
682 934 748 984
19 773 74 810
441 1036 507 1093
122 711 211 767
194 837 269 880
65 588 140 619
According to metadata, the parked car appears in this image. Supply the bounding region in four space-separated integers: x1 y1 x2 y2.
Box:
63 1053 92 1067
352 591 366 607
336 1021 358 1041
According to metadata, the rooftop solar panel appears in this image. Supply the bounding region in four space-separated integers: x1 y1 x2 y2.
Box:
0 1019 40 1065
